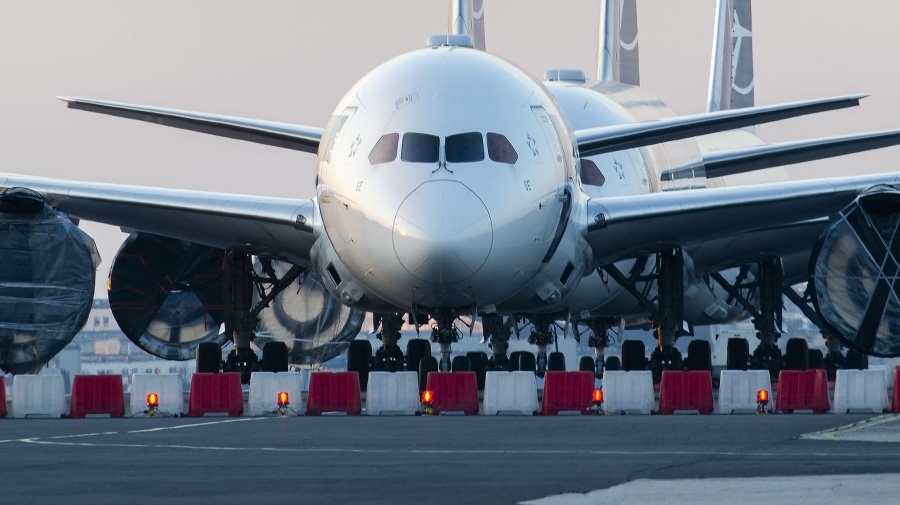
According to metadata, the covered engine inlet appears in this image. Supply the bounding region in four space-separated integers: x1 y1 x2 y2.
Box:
810 185 900 357
0 188 99 374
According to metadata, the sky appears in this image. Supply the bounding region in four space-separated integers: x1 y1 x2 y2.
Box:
3 0 900 298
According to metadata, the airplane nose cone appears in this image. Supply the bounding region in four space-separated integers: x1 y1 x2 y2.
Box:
393 181 493 284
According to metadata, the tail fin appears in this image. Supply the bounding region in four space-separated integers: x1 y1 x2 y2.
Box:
707 0 755 112
449 0 486 51
596 0 640 85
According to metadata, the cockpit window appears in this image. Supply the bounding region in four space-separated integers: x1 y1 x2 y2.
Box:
401 132 440 163
445 132 485 163
368 133 399 165
580 159 605 186
487 133 518 164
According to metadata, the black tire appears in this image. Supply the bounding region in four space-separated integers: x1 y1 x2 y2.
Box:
406 338 431 373
451 355 471 372
726 338 750 371
466 351 488 390
195 342 221 374
579 356 595 372
518 351 536 373
260 341 289 372
784 337 809 371
347 339 372 392
508 351 524 371
846 349 869 370
621 340 646 371
605 356 621 371
685 340 712 372
548 351 566 371
807 348 824 369
418 355 439 392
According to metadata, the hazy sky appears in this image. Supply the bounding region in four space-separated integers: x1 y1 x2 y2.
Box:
3 0 900 297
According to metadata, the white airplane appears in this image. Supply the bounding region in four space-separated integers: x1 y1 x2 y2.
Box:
0 0 898 382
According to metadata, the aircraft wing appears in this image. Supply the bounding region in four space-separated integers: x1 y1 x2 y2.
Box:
584 172 900 266
0 173 317 266
58 97 322 153
573 94 864 157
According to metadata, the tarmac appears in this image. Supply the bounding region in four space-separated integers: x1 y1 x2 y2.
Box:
1 412 899 504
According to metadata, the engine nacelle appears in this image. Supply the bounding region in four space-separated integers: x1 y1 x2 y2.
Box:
108 233 364 365
253 260 365 367
0 188 98 374
810 185 900 357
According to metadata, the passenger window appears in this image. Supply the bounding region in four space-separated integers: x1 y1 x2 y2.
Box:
401 133 440 163
368 133 399 165
487 133 518 164
445 132 485 163
580 159 605 186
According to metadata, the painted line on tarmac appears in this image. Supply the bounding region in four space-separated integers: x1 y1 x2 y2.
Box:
801 414 900 442
127 417 263 433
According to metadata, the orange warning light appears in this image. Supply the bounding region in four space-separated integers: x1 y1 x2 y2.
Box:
757 389 769 404
592 389 603 404
277 391 290 407
146 392 159 408
421 390 435 404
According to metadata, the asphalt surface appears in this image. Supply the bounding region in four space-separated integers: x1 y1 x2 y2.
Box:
2 413 899 504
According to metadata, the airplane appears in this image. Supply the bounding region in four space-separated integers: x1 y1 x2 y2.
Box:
1 0 899 384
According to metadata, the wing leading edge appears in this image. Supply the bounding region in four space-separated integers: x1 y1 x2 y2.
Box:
584 173 900 265
0 173 317 267
58 97 323 153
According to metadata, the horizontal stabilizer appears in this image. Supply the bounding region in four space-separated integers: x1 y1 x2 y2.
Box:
662 129 900 180
585 172 900 265
58 97 322 153
574 94 865 157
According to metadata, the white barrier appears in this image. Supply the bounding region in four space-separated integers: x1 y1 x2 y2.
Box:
249 372 305 416
483 371 538 415
366 372 420 415
601 370 654 414
11 374 66 418
867 366 894 390
718 370 772 414
130 373 184 416
833 369 889 414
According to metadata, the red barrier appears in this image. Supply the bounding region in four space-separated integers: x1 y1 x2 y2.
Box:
70 375 125 418
187 373 243 417
892 366 900 414
0 376 6 418
540 371 594 416
775 369 830 414
306 372 362 416
657 370 714 415
425 372 479 415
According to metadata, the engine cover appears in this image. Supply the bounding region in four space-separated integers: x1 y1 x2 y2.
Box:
108 233 228 360
253 260 365 367
0 188 98 374
810 185 900 357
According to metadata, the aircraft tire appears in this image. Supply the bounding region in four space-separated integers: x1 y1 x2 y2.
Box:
451 355 471 372
261 341 289 372
509 351 524 371
686 340 712 372
406 339 431 373
518 351 536 374
548 351 566 371
348 339 372 392
604 356 621 371
195 342 221 374
418 355 439 392
784 338 809 371
621 340 646 371
846 349 869 370
466 351 488 390
579 356 595 372
726 338 750 371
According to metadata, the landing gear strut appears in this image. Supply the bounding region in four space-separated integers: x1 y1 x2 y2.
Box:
527 315 555 377
431 310 460 371
483 314 511 371
372 313 404 372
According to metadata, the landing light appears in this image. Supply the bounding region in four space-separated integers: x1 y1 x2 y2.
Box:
421 390 435 416
756 389 770 414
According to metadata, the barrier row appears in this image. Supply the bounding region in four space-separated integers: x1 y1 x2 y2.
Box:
3 367 900 417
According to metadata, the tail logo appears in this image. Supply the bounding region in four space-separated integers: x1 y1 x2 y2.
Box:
731 10 754 96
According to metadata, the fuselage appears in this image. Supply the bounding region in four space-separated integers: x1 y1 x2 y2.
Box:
311 39 780 323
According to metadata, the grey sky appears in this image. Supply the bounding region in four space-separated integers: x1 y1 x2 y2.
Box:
2 0 899 297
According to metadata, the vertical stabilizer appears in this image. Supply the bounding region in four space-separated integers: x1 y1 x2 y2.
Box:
707 0 755 112
596 0 640 85
449 0 486 50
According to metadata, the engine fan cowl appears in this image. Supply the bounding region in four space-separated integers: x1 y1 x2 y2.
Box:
0 189 98 374
810 185 900 357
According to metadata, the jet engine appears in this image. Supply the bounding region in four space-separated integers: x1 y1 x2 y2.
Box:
108 233 364 365
0 188 98 374
253 260 365 367
810 185 900 357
